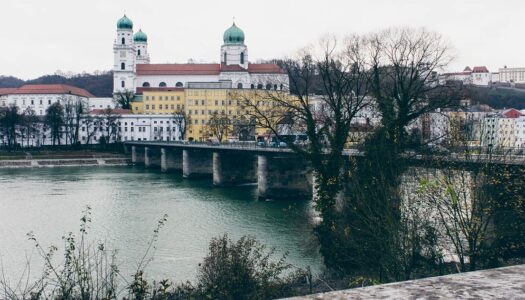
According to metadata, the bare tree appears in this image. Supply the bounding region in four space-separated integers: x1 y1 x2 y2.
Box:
0 105 23 149
243 36 372 216
45 102 65 146
114 90 134 109
171 109 191 141
206 112 231 142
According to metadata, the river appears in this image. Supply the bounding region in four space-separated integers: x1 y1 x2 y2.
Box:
0 166 322 283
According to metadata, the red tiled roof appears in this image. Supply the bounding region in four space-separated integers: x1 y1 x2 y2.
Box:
472 66 489 73
136 63 285 75
0 88 18 95
5 84 94 97
247 63 285 74
135 87 185 95
502 108 522 118
136 64 221 75
90 108 131 115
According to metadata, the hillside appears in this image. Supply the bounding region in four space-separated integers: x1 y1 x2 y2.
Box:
0 72 113 97
469 86 525 110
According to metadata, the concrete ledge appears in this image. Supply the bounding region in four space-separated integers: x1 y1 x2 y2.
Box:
0 158 131 168
286 265 525 299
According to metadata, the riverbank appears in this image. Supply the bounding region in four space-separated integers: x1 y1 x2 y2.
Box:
0 157 131 168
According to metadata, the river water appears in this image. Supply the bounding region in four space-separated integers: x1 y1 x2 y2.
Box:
0 166 322 283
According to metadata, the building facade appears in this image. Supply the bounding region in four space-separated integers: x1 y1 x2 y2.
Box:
112 15 289 95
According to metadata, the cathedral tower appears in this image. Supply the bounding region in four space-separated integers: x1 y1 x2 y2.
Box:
113 15 136 94
221 22 248 69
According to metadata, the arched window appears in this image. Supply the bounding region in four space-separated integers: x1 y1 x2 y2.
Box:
224 52 227 64
175 82 183 88
237 83 243 89
159 82 167 87
138 49 141 56
250 84 255 89
121 62 125 70
121 37 125 45
257 84 263 89
142 82 150 87
266 84 272 90
240 52 245 64
274 84 278 90
121 81 125 88
280 84 284 90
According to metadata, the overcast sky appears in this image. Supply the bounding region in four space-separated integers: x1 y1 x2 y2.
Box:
2 0 523 79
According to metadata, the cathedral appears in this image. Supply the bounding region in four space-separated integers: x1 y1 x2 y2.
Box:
113 15 289 94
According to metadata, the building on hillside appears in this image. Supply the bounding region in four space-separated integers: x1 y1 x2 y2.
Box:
112 15 289 95
0 84 94 116
498 66 525 84
439 66 472 85
471 66 492 86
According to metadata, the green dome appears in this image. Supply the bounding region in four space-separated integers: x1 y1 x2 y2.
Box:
223 22 245 44
133 29 147 42
117 15 133 30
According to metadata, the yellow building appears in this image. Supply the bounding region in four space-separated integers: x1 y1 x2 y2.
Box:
130 95 144 114
142 89 185 115
130 86 292 142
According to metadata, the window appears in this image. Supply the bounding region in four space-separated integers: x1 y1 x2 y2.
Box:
201 100 205 105
152 105 155 109
138 49 141 56
31 100 34 105
176 82 183 88
237 83 243 89
121 37 125 45
257 84 263 89
165 104 168 109
159 82 167 87
224 52 227 64
266 84 272 90
121 81 125 88
240 52 245 64
121 63 125 70
274 84 278 90
142 82 150 87
251 84 255 89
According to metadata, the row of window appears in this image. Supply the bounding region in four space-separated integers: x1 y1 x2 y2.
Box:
145 95 182 101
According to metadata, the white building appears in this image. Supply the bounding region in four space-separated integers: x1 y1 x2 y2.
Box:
81 109 183 144
0 84 93 116
471 66 492 86
88 97 115 111
112 15 289 95
498 66 525 84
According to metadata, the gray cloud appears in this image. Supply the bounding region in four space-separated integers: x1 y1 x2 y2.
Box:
2 0 523 79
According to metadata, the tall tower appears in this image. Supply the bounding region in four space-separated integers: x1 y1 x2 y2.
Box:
134 29 150 64
113 15 136 94
221 22 248 69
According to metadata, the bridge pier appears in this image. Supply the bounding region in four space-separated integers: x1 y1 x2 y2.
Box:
131 146 145 165
161 148 182 173
144 147 161 168
257 154 312 199
213 151 257 186
183 149 213 178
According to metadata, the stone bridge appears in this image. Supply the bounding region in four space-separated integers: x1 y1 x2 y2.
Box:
124 141 525 199
124 141 313 199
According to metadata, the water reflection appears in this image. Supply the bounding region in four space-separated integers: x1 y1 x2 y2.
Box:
0 166 322 282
